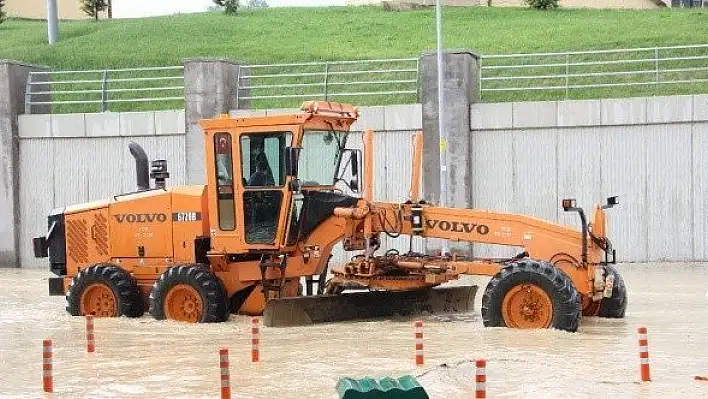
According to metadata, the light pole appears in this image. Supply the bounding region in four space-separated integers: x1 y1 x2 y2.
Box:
436 0 450 256
47 0 59 44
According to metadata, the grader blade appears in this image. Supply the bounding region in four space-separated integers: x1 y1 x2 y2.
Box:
262 285 477 327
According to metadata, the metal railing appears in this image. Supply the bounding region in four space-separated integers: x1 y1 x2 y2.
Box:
25 66 185 114
22 43 708 113
479 44 708 102
237 58 419 108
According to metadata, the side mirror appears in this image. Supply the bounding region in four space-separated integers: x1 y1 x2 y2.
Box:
602 196 619 209
285 147 300 177
562 198 577 211
338 149 362 193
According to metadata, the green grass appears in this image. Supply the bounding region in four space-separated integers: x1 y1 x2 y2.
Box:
2 6 708 110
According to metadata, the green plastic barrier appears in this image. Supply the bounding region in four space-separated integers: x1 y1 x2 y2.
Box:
336 375 429 399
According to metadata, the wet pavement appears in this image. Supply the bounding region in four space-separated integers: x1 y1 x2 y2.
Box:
1 263 707 398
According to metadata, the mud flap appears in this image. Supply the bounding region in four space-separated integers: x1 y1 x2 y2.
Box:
262 285 478 327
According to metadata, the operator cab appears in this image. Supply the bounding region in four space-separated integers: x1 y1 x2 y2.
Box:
200 101 363 255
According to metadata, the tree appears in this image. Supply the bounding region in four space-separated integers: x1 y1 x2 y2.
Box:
0 0 6 25
247 0 269 8
81 0 108 20
213 0 240 15
525 0 559 9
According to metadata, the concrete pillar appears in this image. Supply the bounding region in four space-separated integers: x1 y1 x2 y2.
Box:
0 60 50 268
418 50 480 253
183 58 249 184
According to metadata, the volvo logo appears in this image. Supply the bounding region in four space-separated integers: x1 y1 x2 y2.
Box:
425 219 490 235
113 213 168 223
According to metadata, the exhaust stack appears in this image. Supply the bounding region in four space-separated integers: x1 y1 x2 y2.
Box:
128 142 150 191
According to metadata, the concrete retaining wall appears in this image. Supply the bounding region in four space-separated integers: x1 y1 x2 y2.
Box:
15 95 708 268
17 110 187 269
471 94 708 262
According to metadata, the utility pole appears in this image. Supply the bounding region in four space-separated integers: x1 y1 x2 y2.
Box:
47 0 59 44
108 0 113 18
436 0 450 256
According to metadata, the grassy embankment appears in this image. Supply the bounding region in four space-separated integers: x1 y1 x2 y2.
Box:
1 6 707 110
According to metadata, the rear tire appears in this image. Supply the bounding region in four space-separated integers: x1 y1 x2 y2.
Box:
148 264 228 323
481 259 581 332
66 264 144 318
598 264 627 318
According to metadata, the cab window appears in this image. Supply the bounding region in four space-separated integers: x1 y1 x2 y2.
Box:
240 133 290 187
240 132 291 244
214 133 235 231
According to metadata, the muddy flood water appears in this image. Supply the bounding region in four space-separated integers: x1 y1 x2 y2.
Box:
1 263 708 398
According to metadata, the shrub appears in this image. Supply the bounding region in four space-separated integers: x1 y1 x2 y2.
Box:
213 0 240 15
80 0 108 20
526 0 559 10
0 0 7 24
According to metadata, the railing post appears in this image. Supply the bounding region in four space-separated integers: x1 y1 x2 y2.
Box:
324 62 330 101
654 47 660 85
565 53 570 100
100 70 109 112
24 73 33 115
235 65 241 109
478 57 483 102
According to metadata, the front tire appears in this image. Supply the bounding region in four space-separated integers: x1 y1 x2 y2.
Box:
598 264 627 318
481 259 581 332
148 264 228 323
66 264 144 318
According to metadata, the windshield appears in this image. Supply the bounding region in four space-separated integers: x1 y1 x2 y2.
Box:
298 130 348 186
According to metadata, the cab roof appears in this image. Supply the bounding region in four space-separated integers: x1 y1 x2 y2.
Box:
198 101 360 132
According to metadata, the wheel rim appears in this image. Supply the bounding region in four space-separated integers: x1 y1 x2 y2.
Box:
164 284 203 322
80 283 117 317
502 284 553 328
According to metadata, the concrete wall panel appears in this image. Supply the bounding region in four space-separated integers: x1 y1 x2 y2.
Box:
471 130 514 212
600 125 648 262
86 113 120 137
18 115 51 138
51 113 86 137
383 130 417 253
52 138 90 208
694 95 708 122
601 98 646 126
557 100 602 127
513 129 558 222
556 127 602 229
471 129 518 258
647 95 693 124
119 112 156 137
646 123 693 261
692 122 708 260
513 101 557 129
155 110 185 136
470 103 513 130
19 140 54 269
352 106 385 132
383 104 422 131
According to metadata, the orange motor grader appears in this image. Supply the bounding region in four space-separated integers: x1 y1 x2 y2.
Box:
33 101 625 332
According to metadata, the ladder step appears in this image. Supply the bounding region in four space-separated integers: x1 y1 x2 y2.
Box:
259 253 287 300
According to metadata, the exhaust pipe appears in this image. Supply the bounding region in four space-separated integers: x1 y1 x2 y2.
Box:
128 142 150 191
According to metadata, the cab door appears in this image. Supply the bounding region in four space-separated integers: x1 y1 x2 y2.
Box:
236 127 297 251
209 131 240 253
